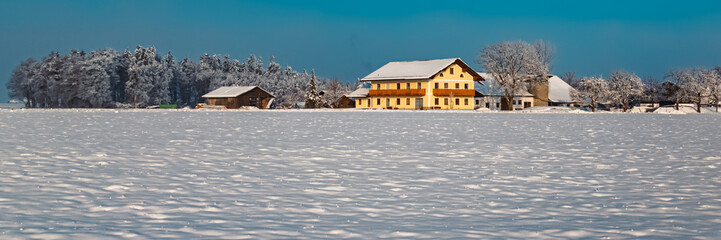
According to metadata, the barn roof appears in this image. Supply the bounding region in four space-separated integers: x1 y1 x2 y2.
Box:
202 86 275 98
547 75 574 103
361 58 482 81
345 88 369 98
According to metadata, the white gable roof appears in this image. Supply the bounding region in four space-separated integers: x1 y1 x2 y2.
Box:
202 86 273 98
345 88 369 98
547 75 574 103
362 58 477 81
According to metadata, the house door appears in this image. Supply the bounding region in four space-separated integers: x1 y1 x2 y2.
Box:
415 98 423 110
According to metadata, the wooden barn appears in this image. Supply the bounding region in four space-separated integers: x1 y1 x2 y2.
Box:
201 86 275 109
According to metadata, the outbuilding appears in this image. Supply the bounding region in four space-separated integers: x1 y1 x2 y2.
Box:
201 86 275 109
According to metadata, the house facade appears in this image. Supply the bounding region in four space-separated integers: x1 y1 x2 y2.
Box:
473 76 535 110
201 86 275 109
355 58 483 110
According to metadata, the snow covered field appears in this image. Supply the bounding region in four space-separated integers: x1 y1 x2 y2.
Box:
1 109 720 239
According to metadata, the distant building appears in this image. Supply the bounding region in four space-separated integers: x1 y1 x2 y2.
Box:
201 86 275 109
473 76 534 110
342 86 370 108
355 58 483 110
528 75 576 107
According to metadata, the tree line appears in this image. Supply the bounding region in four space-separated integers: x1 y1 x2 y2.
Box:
7 46 350 108
477 40 721 112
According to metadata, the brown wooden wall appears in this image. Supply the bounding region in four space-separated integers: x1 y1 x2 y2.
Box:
207 87 274 109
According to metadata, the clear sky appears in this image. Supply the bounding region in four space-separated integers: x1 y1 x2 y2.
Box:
2 0 721 102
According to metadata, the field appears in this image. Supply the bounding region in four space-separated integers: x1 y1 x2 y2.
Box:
1 109 720 239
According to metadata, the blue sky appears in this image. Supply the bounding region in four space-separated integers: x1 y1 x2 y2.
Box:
2 0 721 102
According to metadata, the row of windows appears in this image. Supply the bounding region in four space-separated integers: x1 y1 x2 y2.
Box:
374 82 470 90
357 98 470 107
433 98 469 106
376 82 423 90
438 67 465 78
434 82 468 90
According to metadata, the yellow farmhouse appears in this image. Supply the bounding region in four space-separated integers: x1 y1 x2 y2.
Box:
355 58 483 110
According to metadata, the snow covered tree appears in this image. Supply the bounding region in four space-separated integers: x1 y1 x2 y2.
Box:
666 68 714 113
323 78 349 107
477 41 546 111
710 67 721 112
126 46 169 107
6 58 37 107
608 71 643 112
304 70 326 108
573 76 609 112
177 57 198 106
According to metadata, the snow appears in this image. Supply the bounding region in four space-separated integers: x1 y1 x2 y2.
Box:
344 88 369 98
361 58 479 81
2 109 721 239
201 86 267 98
547 75 575 103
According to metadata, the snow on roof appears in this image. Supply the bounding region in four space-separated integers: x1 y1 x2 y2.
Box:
345 88 369 98
547 75 574 103
474 73 533 97
202 86 274 98
361 58 480 81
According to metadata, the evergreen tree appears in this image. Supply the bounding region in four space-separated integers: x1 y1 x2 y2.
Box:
304 70 326 108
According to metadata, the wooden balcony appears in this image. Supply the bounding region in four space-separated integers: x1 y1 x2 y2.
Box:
368 89 426 97
432 89 476 97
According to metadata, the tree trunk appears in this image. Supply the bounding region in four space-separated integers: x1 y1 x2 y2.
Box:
504 95 514 111
591 98 596 112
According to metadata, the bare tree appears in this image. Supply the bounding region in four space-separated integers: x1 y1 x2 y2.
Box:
562 72 577 87
322 78 349 107
667 68 714 113
533 40 555 74
477 41 546 111
664 69 690 110
641 76 660 103
687 68 715 113
608 71 643 112
573 76 609 112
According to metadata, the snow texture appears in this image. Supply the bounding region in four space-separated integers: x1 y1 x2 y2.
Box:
201 86 270 98
361 58 460 81
345 88 369 98
1 109 721 239
547 75 575 103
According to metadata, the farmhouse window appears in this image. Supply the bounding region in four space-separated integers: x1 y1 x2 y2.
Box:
435 98 439 105
417 82 421 89
397 83 401 89
450 67 454 74
406 83 410 89
377 98 381 105
464 83 468 89
464 98 468 105
396 98 400 105
455 98 460 105
444 98 449 105
434 83 439 89
406 98 410 105
455 83 459 89
444 83 448 89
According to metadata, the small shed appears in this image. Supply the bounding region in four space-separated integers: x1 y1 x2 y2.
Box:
201 86 275 109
